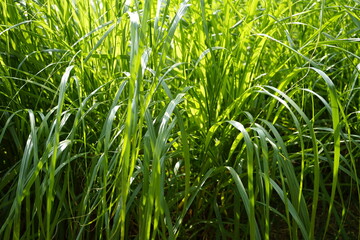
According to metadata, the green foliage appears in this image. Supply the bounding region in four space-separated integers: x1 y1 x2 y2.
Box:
0 0 359 239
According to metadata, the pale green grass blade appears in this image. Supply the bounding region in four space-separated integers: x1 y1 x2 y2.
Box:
310 67 341 239
227 121 258 240
46 65 73 240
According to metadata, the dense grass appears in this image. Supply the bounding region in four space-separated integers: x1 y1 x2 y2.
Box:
1 0 359 239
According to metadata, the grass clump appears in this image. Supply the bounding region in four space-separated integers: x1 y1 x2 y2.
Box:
0 0 359 239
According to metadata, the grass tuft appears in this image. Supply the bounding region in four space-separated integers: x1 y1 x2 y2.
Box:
1 0 359 239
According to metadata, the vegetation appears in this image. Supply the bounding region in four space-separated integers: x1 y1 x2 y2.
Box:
1 0 359 239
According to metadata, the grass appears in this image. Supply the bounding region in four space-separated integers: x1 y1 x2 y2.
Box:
0 0 359 239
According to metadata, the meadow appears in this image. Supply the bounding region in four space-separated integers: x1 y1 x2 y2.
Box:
0 0 359 239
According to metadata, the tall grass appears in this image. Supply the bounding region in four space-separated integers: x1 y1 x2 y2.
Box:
1 0 359 239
